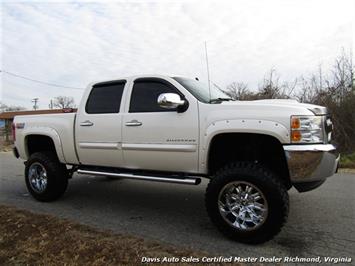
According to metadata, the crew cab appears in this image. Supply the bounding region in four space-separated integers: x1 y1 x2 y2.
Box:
12 74 339 243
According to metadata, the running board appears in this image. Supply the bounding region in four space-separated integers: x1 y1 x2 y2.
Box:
77 169 201 185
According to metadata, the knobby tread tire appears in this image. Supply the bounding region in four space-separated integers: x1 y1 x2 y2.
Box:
25 152 68 202
205 161 289 244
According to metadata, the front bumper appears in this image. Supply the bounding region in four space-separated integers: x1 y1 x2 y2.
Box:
284 144 339 191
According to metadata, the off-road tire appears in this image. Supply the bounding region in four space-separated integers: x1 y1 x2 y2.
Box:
25 152 68 202
205 162 289 244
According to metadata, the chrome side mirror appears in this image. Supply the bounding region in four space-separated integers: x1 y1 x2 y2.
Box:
157 93 185 109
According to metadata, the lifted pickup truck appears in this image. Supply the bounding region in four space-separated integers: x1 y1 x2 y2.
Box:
13 74 339 243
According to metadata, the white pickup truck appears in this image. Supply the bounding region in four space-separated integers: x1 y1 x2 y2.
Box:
13 74 339 243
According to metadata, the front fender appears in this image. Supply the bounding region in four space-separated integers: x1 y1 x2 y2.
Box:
199 119 290 173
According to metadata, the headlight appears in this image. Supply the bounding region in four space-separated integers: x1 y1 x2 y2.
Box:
290 116 324 143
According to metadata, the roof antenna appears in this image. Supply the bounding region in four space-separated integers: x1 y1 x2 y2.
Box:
204 41 212 101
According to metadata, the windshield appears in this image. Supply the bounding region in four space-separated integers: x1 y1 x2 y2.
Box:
173 77 232 103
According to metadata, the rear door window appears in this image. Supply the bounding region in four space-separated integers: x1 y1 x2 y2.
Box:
86 81 126 114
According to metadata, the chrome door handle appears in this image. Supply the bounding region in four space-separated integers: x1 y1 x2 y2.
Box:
80 120 94 127
125 120 142 126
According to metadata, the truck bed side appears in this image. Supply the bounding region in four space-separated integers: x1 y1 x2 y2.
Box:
14 113 79 164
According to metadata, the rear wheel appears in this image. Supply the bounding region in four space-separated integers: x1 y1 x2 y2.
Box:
25 152 68 202
205 162 289 244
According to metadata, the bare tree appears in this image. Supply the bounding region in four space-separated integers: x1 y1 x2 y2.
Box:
294 50 355 153
0 101 26 112
53 96 76 109
296 75 319 103
257 68 290 99
323 51 354 152
0 102 7 113
282 78 298 98
224 82 250 100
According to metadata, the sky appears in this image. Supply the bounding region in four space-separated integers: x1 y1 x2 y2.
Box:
0 0 353 109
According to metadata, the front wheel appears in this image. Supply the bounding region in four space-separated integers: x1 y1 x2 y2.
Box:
205 162 289 244
25 152 69 202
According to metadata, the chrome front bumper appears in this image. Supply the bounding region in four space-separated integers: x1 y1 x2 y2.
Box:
284 144 339 185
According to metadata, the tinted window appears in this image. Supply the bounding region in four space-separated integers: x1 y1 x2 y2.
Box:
86 81 125 114
129 80 180 112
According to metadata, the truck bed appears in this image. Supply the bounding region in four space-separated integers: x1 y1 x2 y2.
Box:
14 113 79 164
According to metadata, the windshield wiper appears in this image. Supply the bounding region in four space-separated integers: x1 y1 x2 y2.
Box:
209 98 234 103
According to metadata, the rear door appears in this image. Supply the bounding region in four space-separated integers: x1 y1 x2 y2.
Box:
75 80 126 167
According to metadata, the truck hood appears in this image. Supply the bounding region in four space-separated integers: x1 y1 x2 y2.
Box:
199 98 329 133
221 99 328 115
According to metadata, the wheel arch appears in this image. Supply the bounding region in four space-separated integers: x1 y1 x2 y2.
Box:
205 132 291 189
24 129 66 163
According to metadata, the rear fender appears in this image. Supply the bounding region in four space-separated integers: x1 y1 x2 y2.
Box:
22 127 66 163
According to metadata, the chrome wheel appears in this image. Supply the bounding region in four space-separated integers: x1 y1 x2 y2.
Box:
28 162 48 193
218 181 268 231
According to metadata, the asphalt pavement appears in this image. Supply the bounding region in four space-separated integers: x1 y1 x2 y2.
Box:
0 152 354 262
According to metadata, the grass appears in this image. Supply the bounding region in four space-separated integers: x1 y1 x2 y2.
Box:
0 205 234 266
339 152 355 169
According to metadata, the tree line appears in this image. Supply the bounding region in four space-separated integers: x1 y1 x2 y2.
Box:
222 51 354 154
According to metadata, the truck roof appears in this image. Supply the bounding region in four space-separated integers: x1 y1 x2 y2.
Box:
89 74 190 88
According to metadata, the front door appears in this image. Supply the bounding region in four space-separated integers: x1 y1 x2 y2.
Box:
122 78 199 173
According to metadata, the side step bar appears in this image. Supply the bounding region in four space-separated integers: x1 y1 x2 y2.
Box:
77 169 201 185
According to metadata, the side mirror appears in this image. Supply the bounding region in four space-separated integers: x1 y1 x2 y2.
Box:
157 93 186 109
